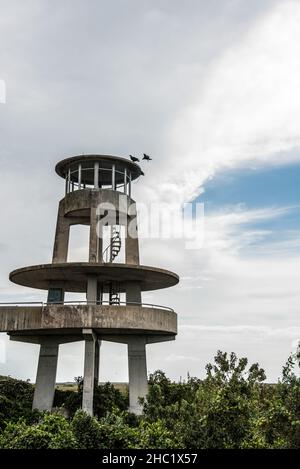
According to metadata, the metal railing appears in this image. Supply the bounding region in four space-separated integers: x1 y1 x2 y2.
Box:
102 228 122 263
0 300 174 313
66 166 132 195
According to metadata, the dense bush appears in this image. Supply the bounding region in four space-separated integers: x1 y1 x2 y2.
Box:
0 376 34 427
0 414 77 449
53 379 128 418
0 349 299 449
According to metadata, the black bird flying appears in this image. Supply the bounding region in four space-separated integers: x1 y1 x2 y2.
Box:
129 155 140 162
142 153 152 161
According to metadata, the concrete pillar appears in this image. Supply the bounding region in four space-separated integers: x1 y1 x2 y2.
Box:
52 200 70 263
89 206 102 262
97 222 103 262
112 164 115 190
32 340 59 412
126 282 141 304
128 172 132 199
127 337 148 415
87 275 97 304
124 168 127 195
125 212 140 265
67 167 71 193
94 340 101 387
78 163 82 189
94 162 99 189
82 329 96 415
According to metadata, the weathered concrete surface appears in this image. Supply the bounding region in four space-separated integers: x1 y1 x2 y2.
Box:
89 205 102 263
0 306 42 331
125 208 140 265
52 200 70 263
63 188 134 219
53 190 132 265
60 190 139 264
126 282 142 303
82 329 97 416
87 275 98 303
32 339 59 412
9 263 179 292
127 337 148 415
0 304 177 335
94 340 100 386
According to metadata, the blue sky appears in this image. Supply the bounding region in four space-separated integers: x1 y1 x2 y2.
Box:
198 162 300 255
201 162 300 209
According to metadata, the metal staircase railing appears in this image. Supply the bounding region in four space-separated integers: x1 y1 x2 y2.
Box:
109 282 120 305
102 227 122 263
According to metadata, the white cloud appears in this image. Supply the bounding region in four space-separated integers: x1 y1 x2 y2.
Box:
136 0 300 204
181 324 300 339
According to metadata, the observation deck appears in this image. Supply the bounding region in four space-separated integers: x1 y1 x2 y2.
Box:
56 154 142 197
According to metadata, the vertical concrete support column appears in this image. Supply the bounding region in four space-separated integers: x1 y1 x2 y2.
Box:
127 337 148 415
32 340 59 412
112 164 115 190
87 275 97 304
78 163 82 189
128 172 132 199
126 282 142 304
89 204 102 262
52 200 70 263
82 329 96 416
125 204 140 265
97 221 103 263
94 162 99 189
94 340 101 387
67 167 71 193
124 168 127 195
89 205 98 263
65 177 68 196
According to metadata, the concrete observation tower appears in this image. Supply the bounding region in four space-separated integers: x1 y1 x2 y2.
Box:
0 155 179 415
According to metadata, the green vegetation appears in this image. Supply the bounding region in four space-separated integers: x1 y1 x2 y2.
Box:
0 349 299 449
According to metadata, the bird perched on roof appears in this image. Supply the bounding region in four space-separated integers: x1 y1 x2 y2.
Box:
129 155 140 162
142 153 152 161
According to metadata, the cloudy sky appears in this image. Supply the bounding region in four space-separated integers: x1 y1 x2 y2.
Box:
0 0 299 383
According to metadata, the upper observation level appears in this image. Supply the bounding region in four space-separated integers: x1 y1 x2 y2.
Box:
55 154 143 197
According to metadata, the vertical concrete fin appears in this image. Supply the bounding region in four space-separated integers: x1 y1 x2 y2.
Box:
52 200 70 263
82 329 97 416
127 337 148 415
32 340 59 412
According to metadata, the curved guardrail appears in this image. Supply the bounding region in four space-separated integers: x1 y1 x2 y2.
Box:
0 300 174 313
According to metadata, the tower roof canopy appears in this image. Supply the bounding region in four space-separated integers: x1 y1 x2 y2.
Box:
55 154 142 184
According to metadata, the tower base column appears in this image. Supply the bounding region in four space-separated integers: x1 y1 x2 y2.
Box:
82 329 97 415
127 337 148 415
94 339 101 387
32 339 59 412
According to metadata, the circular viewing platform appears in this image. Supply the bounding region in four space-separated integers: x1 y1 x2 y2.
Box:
55 154 142 195
0 302 177 337
9 262 179 293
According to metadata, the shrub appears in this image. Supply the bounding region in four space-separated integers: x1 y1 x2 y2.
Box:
0 349 299 449
71 410 102 449
0 413 77 449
